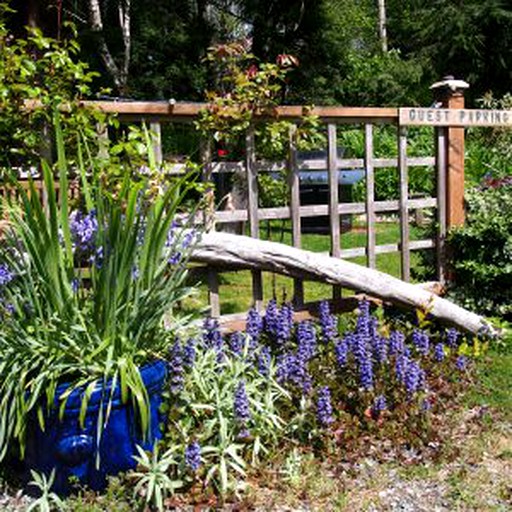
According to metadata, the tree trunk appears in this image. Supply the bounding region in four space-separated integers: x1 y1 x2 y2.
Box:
192 232 493 336
87 0 130 94
378 0 388 52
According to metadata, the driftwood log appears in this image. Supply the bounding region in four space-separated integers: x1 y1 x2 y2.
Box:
192 232 493 336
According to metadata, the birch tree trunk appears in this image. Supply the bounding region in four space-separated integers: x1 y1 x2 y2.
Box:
87 0 131 94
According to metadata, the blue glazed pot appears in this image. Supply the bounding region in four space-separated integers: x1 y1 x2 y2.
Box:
24 359 168 494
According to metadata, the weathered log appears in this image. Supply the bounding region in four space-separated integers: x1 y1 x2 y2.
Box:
192 232 493 336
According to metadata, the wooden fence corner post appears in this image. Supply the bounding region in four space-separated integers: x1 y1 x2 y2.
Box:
430 76 469 229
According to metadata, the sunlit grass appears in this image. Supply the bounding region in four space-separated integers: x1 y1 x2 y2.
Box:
186 218 427 314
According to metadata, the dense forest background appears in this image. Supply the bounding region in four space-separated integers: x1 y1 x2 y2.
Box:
8 0 512 107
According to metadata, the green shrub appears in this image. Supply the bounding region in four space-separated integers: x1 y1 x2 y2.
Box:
447 180 512 317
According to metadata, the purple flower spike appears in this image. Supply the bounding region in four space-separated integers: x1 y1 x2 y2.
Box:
412 329 430 356
359 358 374 390
319 301 337 343
168 339 184 394
183 338 196 367
0 264 14 287
434 343 445 362
257 346 271 376
334 337 349 367
264 299 279 337
456 355 468 371
229 332 245 356
404 360 423 396
185 441 201 471
389 331 405 356
446 328 460 348
316 386 334 427
246 307 263 344
234 381 251 425
69 210 98 253
372 394 387 414
297 321 317 362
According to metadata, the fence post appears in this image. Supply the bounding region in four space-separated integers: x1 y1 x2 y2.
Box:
430 76 469 229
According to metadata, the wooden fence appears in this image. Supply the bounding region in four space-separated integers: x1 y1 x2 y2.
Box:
3 77 476 321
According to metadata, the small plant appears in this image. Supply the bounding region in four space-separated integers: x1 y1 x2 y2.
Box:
26 470 66 512
131 444 183 511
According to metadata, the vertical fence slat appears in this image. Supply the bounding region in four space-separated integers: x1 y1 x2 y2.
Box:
436 127 447 284
328 123 342 299
200 138 220 317
288 124 304 307
246 126 263 310
149 121 163 166
364 123 376 269
398 126 410 281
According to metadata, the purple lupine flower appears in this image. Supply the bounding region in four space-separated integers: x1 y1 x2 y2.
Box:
296 321 317 362
202 317 223 353
168 339 184 393
0 264 14 287
263 299 279 337
446 328 460 348
246 307 263 344
389 331 405 356
69 210 98 253
334 337 349 367
356 300 372 340
131 265 140 281
404 359 423 396
412 329 430 356
183 338 196 367
372 395 387 414
395 353 408 383
359 357 374 390
456 355 468 371
319 301 337 343
228 332 245 356
276 302 294 345
434 343 445 362
234 381 251 425
276 353 291 383
276 352 312 394
316 386 334 426
372 335 388 364
257 346 271 376
185 441 201 471
70 278 80 293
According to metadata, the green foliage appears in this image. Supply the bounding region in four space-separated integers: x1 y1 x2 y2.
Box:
0 119 202 462
26 470 66 512
465 93 512 186
341 125 435 201
0 4 104 167
447 182 512 317
131 444 184 511
165 337 290 495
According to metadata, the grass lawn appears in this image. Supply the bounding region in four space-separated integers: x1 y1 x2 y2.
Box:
186 218 427 315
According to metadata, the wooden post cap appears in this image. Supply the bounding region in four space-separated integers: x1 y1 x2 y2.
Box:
430 76 470 95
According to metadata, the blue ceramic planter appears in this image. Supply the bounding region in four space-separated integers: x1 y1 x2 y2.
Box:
24 359 168 494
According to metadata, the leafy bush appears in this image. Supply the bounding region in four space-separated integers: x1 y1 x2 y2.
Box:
0 4 104 167
447 179 512 318
465 93 512 186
